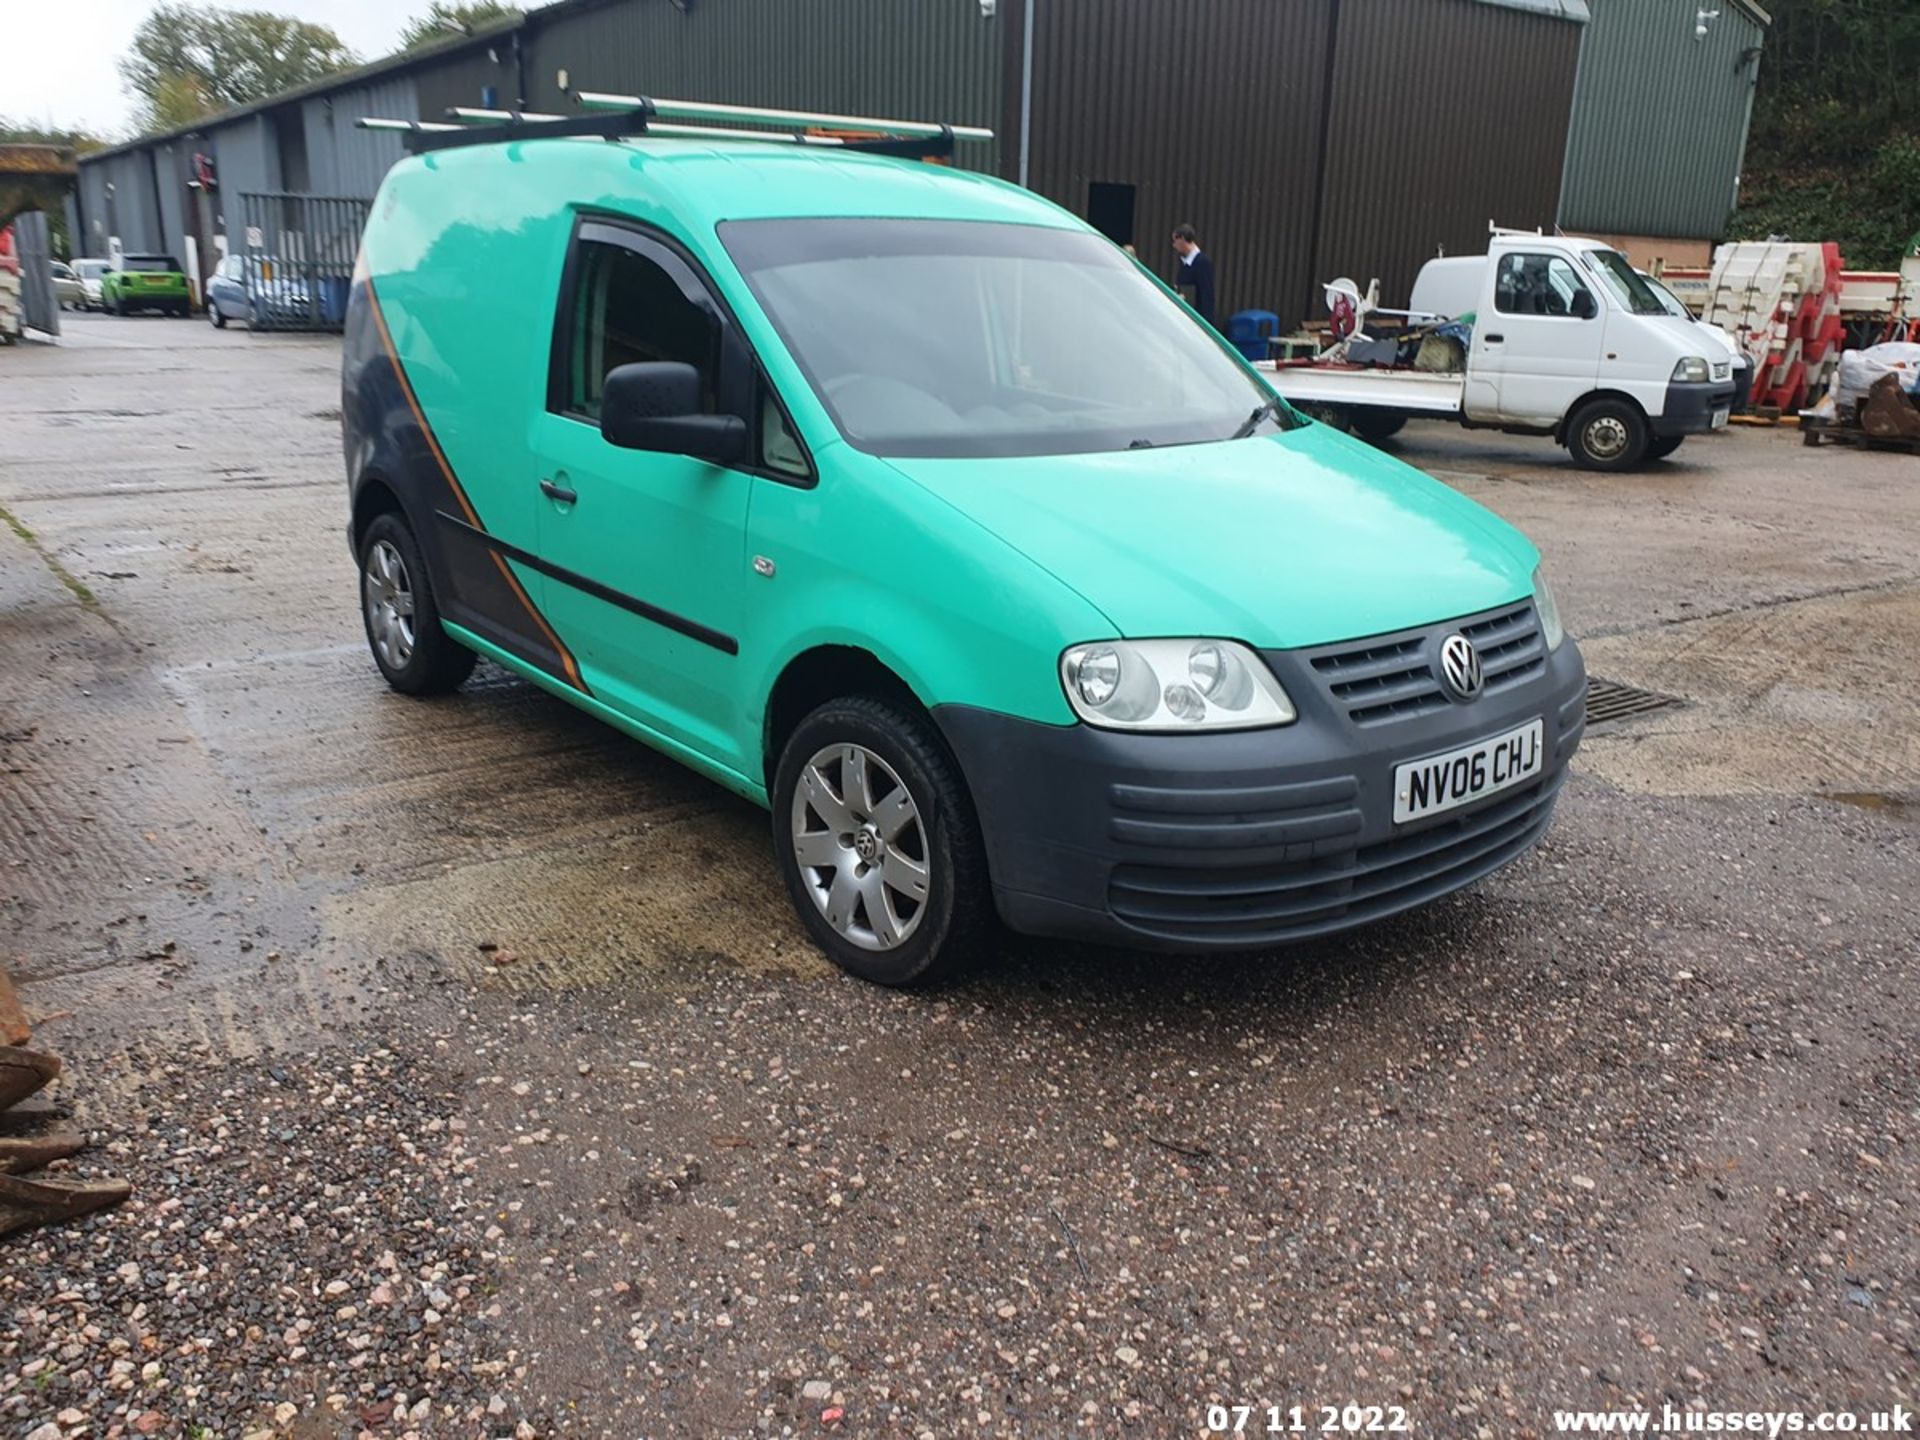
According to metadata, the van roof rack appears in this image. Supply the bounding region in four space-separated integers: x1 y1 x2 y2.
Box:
356 94 992 159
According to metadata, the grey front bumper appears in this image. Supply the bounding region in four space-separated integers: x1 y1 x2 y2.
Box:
1653 379 1739 438
936 601 1587 952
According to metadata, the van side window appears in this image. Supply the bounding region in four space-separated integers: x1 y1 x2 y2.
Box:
560 239 720 422
1494 253 1593 319
759 384 809 479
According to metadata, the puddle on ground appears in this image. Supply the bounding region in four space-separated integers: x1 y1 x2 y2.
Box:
1829 791 1915 820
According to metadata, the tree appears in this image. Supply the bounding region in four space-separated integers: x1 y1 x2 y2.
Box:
1729 0 1920 267
0 121 109 155
0 120 111 257
398 1 522 50
118 3 358 134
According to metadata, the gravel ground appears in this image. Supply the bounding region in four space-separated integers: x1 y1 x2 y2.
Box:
0 1018 538 1439
0 315 1915 1438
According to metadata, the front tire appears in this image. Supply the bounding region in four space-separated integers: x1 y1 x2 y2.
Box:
773 697 993 987
357 511 476 696
209 302 227 328
1566 397 1649 471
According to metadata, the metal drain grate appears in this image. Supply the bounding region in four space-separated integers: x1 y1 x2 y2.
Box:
1585 677 1683 726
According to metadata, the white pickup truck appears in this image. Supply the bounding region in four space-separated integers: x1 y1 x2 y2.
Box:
1259 233 1740 470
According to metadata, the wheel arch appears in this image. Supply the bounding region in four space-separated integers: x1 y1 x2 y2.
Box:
349 474 406 554
762 644 930 795
1556 388 1650 445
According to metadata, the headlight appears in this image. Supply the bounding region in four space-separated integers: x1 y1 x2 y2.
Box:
1671 356 1710 383
1060 639 1296 731
1532 565 1565 651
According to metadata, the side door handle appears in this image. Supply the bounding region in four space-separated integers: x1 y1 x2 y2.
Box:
539 477 577 504
1483 333 1505 344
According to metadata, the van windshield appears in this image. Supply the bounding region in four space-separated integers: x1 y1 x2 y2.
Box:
719 218 1290 459
1583 249 1667 316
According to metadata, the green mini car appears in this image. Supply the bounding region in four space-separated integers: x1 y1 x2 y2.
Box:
342 110 1585 986
102 254 190 316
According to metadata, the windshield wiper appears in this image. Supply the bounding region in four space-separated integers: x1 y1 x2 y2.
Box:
1230 395 1289 441
1127 437 1157 449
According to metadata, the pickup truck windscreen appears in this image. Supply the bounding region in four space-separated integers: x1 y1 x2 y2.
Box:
1583 250 1667 316
720 218 1291 459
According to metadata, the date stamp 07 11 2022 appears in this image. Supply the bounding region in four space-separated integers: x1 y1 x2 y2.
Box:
1205 1404 1413 1434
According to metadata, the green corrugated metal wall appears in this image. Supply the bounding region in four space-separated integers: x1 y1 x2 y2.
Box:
1557 0 1764 239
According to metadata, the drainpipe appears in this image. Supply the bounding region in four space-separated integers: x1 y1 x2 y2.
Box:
1017 0 1035 188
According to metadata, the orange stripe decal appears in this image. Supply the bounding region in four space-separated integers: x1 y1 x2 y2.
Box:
364 279 586 693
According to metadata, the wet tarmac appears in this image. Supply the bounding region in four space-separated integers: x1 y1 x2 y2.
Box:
2 313 1915 1436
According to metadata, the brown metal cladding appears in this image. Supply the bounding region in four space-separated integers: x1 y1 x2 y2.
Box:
1311 0 1583 309
1021 0 1334 322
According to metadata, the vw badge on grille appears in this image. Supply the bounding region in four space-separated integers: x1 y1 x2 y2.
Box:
1439 633 1484 701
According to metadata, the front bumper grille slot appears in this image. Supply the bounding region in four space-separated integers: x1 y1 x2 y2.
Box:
1108 769 1565 942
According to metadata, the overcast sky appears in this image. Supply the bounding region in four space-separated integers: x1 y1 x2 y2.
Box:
2 0 418 139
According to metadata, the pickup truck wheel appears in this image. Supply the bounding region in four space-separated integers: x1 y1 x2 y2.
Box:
1296 402 1351 433
1645 435 1684 460
774 697 993 988
357 512 476 695
1350 407 1407 443
1567 398 1649 471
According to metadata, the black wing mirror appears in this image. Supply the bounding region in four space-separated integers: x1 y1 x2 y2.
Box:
601 362 747 465
1570 289 1597 320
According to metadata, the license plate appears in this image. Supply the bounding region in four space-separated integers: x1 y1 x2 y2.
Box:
1711 406 1730 429
1393 719 1543 824
144 276 168 285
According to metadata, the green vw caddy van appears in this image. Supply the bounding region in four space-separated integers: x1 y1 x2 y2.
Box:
343 117 1585 986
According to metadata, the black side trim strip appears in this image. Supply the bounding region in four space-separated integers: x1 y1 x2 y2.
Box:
434 509 739 656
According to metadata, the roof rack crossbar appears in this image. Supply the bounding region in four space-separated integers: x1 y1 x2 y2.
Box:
358 93 984 159
357 105 658 153
573 90 992 144
442 107 853 147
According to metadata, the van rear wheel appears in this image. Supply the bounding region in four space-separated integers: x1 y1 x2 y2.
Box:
773 697 993 987
1567 398 1649 471
357 511 476 695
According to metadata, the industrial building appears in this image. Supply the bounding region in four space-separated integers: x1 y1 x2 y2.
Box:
1558 0 1771 272
72 0 1765 326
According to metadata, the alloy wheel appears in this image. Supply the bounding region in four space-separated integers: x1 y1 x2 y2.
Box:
363 538 416 671
789 743 932 951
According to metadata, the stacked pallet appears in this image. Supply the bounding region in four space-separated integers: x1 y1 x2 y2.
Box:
0 266 19 342
1700 241 1846 411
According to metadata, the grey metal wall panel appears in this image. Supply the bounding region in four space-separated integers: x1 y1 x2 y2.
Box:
303 74 416 196
1558 0 1763 239
150 139 190 260
85 149 163 253
1024 0 1334 324
206 117 278 253
416 45 522 116
1313 0 1583 307
522 0 1004 173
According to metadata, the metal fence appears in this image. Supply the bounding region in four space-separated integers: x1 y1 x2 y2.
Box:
14 212 60 337
237 192 370 332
